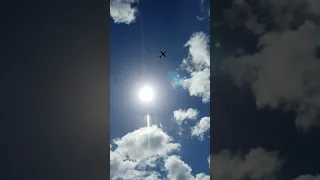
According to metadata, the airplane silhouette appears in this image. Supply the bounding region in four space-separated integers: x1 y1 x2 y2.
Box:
159 51 167 58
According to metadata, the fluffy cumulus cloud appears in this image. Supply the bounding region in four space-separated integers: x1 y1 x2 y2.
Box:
173 108 210 141
191 116 210 140
165 155 195 180
181 32 210 103
113 125 180 161
195 173 210 180
173 108 199 125
164 155 210 180
110 125 209 179
211 147 283 180
110 125 180 179
222 0 320 131
110 0 139 24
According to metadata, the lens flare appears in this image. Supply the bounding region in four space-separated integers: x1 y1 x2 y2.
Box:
147 114 150 154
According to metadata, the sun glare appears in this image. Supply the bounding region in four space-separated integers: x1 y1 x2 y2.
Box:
138 85 154 102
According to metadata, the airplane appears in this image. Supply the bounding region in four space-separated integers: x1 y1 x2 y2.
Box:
159 51 167 58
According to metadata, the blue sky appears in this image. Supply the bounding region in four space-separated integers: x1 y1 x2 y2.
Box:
110 0 210 179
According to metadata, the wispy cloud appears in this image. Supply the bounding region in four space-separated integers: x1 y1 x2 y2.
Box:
197 0 210 21
197 16 206 21
110 0 139 24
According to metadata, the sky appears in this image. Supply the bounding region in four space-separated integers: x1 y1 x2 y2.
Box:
210 0 320 180
110 0 210 179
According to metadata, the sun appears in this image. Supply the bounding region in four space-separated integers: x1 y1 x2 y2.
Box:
138 85 154 102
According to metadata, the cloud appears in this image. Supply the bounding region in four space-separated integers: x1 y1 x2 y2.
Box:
110 125 210 179
294 174 320 180
197 16 206 21
181 32 210 103
110 125 180 179
164 155 210 180
183 32 210 70
224 20 320 131
200 0 205 12
199 0 210 20
165 155 195 180
110 0 139 24
191 116 210 141
211 147 283 180
221 0 320 131
181 68 210 103
110 148 162 179
306 0 320 15
113 125 180 161
195 173 210 180
173 108 199 125
110 150 144 179
222 0 320 35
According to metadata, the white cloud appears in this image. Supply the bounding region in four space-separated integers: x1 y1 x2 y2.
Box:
113 125 180 161
110 125 210 179
110 125 180 179
191 116 210 141
165 155 195 180
110 150 142 179
110 0 139 24
184 32 210 70
173 108 199 125
211 147 283 180
181 68 210 103
195 173 210 180
294 174 320 180
164 155 210 180
181 32 210 103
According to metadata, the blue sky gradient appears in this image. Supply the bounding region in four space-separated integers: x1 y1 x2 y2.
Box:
110 0 210 179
